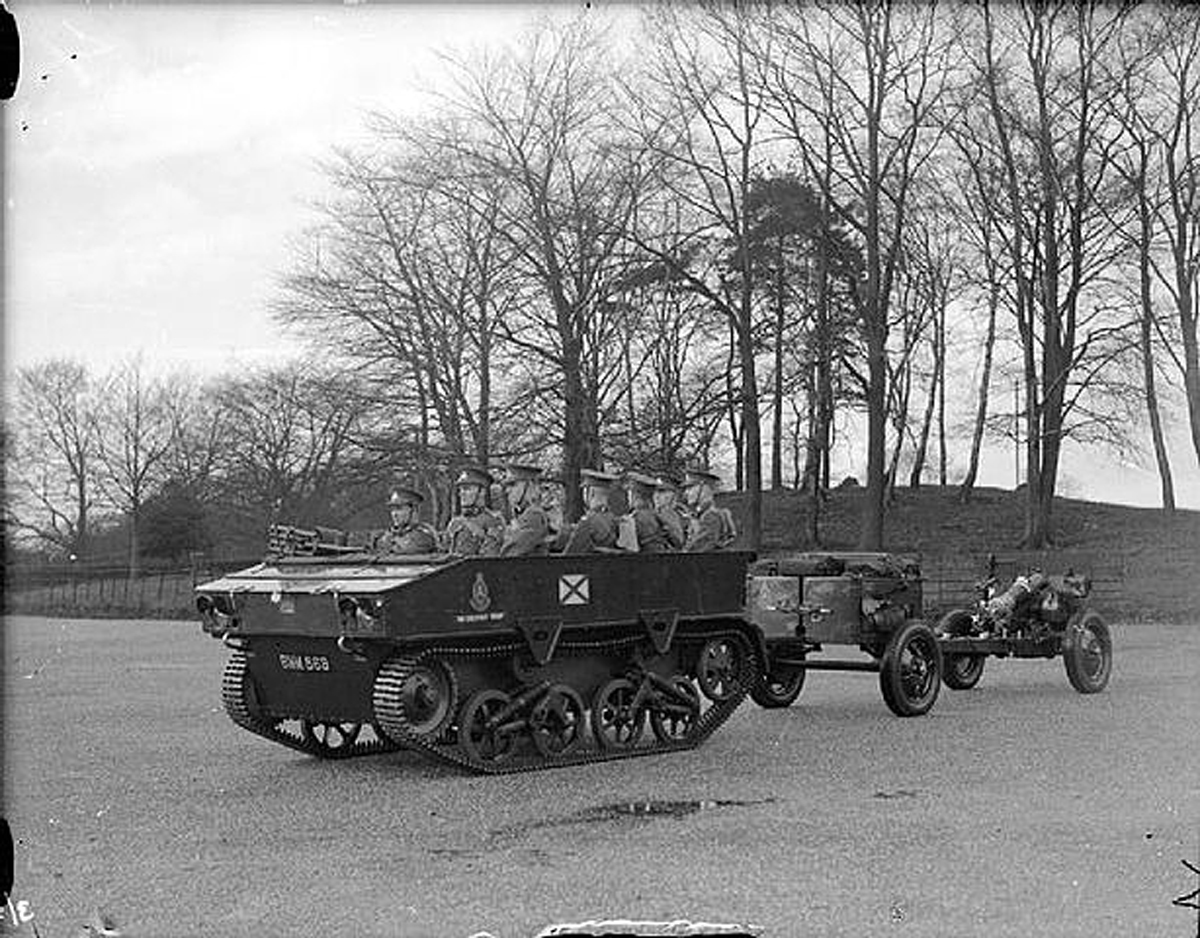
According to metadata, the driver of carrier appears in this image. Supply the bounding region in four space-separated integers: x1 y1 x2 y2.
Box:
499 463 550 557
682 468 737 551
444 466 504 556
375 486 438 554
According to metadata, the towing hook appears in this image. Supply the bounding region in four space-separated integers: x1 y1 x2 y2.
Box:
337 635 369 661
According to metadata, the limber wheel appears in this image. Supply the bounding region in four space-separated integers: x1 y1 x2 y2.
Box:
649 676 701 743
879 621 942 717
591 678 645 750
1063 610 1112 694
399 660 457 738
459 690 516 764
750 663 806 709
529 684 587 758
300 720 361 756
696 637 744 702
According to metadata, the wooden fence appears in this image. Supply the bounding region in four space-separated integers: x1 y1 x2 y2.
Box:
4 548 1152 622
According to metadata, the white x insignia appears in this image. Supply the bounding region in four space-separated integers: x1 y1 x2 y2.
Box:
559 573 590 605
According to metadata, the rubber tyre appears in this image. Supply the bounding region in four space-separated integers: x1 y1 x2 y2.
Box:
879 620 942 717
1062 609 1112 694
943 653 986 690
750 663 806 709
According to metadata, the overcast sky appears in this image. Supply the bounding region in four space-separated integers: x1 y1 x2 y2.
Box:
5 2 1197 508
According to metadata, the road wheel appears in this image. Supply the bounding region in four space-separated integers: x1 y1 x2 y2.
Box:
458 690 516 764
591 678 645 750
696 637 744 702
649 676 701 743
529 684 587 758
879 621 942 717
1062 610 1112 694
750 664 806 709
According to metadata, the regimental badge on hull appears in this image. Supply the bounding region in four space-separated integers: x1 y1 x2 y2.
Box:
470 572 491 612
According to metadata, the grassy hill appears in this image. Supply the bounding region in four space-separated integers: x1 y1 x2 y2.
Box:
720 484 1200 622
7 484 1197 623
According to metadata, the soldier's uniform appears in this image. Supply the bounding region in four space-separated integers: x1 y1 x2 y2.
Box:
444 466 505 556
499 463 550 557
654 475 688 551
624 471 675 553
540 473 571 553
564 469 621 554
682 468 737 551
375 487 438 554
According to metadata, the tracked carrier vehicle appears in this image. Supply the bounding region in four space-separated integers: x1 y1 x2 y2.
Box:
196 537 762 774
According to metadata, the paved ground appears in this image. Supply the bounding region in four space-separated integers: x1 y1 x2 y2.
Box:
3 615 1199 938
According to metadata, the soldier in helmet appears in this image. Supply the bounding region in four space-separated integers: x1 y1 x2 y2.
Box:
375 486 439 554
682 468 737 551
653 474 687 551
563 469 622 554
444 466 504 556
623 471 675 553
499 463 550 557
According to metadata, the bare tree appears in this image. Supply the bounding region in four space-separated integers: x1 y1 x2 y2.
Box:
92 358 184 578
975 1 1137 545
403 16 648 520
1106 23 1177 511
6 359 100 558
626 3 777 547
765 0 954 548
212 363 373 534
1143 7 1200 469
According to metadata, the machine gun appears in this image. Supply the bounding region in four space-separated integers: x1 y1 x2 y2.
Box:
266 523 360 559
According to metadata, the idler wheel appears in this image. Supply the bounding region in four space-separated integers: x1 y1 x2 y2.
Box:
458 690 517 765
300 720 361 756
529 683 587 758
649 676 701 744
696 637 744 702
400 660 458 738
591 678 645 750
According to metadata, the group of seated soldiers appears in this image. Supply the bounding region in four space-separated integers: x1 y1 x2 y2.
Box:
374 463 738 557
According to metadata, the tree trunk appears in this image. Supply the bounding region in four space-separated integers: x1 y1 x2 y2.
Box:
771 251 785 490
1138 181 1176 510
960 280 997 502
908 361 937 489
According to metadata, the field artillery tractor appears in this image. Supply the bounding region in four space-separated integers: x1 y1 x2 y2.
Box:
197 530 766 774
932 557 1112 695
745 553 943 717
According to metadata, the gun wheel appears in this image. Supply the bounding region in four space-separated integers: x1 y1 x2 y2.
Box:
1063 610 1111 694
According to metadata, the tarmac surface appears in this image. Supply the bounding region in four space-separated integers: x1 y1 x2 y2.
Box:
3 615 1199 938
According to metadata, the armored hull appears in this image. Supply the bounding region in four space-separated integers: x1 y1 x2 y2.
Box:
197 551 762 773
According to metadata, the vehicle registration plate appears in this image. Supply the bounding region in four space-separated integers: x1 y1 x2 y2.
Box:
278 653 330 672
